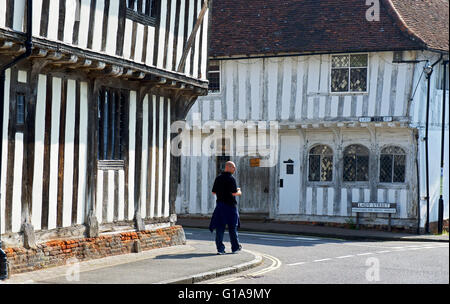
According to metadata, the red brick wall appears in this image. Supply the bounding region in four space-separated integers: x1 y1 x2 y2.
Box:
4 226 186 275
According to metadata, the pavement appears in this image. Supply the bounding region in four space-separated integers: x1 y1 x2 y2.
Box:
1 217 447 284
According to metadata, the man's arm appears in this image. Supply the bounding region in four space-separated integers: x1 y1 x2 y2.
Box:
232 188 241 197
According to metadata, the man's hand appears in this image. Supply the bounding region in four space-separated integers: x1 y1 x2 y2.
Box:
232 188 242 197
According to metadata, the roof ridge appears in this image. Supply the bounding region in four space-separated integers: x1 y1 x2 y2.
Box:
381 0 427 49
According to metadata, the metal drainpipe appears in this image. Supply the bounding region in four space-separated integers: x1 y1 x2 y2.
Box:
438 60 448 234
424 54 443 234
0 0 33 280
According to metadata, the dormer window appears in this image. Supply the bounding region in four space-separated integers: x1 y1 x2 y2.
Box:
126 0 159 26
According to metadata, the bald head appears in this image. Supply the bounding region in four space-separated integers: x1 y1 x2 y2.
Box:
224 161 236 174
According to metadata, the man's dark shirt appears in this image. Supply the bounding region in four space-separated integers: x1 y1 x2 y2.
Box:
212 172 238 205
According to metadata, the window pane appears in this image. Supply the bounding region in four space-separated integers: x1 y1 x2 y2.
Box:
350 54 368 67
356 155 369 181
321 156 333 181
208 72 220 93
309 155 321 181
381 146 405 154
310 145 333 155
16 94 25 125
350 68 367 92
331 69 349 92
380 154 393 182
393 155 406 182
332 55 349 68
344 155 356 181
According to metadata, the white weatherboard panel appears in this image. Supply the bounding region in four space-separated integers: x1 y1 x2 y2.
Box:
47 0 60 41
123 19 133 59
96 170 103 222
200 8 209 79
105 0 120 55
32 75 47 230
157 97 164 217
134 23 145 63
164 100 171 217
140 95 149 218
267 60 278 121
157 0 168 68
77 82 89 225
128 91 137 220
295 60 305 120
11 133 23 233
281 57 292 120
367 54 378 117
62 80 76 227
380 54 393 116
316 187 323 215
327 188 334 216
0 1 6 28
1 69 10 234
107 170 114 222
48 77 62 230
64 0 77 43
149 96 157 218
13 0 25 32
32 0 43 36
175 0 186 68
78 0 92 48
118 170 125 221
341 188 347 216
166 0 177 70
192 0 201 77
238 62 247 120
250 61 261 120
145 25 156 66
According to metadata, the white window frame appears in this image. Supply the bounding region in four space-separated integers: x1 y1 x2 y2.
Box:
330 53 369 94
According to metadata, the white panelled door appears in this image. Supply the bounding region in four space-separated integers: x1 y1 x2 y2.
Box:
278 135 301 214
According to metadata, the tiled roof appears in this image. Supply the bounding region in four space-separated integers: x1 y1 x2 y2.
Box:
385 0 449 52
209 0 449 57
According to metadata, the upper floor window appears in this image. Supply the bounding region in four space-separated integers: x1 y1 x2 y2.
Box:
331 54 368 93
308 145 333 182
436 61 449 90
208 61 221 94
379 146 406 183
126 0 158 26
343 144 369 182
98 88 128 161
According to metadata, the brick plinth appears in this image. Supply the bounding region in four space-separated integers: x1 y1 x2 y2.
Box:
4 226 186 276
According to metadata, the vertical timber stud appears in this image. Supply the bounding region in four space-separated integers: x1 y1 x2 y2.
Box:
0 0 34 279
86 79 99 237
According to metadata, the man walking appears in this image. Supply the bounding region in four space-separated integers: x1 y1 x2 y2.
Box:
209 161 242 255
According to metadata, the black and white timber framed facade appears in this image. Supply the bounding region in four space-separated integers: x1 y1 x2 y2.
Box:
175 0 449 231
0 0 211 247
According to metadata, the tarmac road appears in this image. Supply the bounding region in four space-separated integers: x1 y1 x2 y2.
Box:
185 228 449 284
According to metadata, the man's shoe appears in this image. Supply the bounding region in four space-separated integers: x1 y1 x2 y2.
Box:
217 251 226 255
232 245 242 254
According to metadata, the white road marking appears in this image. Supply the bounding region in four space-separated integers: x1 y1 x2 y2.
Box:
336 255 354 259
287 261 307 266
313 258 332 262
211 252 282 284
357 253 374 256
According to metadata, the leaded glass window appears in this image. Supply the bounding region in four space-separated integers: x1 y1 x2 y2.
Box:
343 144 369 182
379 146 406 183
208 61 221 93
331 54 368 93
309 145 333 182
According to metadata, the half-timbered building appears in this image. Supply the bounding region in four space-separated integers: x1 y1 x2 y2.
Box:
1 0 210 248
176 0 449 231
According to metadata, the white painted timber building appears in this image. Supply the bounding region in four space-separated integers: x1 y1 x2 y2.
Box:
175 0 449 231
1 0 211 247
